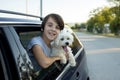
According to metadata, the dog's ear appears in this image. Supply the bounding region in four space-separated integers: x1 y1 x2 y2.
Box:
54 34 60 46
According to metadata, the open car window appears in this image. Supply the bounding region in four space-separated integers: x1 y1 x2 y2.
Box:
15 26 82 80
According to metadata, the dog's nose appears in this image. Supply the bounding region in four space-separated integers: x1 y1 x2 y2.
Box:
65 42 69 45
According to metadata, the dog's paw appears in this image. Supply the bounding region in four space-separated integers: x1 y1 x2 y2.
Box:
60 59 67 64
70 61 76 67
69 59 76 67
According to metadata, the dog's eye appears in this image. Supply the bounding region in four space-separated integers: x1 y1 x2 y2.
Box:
61 38 64 41
67 38 70 40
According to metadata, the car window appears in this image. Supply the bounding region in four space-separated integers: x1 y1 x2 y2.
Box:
18 28 82 55
19 31 41 49
15 27 82 80
71 34 82 55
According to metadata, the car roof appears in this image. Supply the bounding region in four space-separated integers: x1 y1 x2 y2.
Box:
0 17 41 25
0 10 42 25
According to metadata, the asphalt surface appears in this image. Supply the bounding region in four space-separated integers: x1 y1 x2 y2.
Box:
75 32 120 80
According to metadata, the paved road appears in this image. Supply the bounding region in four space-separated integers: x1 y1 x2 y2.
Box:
75 32 120 80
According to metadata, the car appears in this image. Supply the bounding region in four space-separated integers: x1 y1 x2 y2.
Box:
0 10 89 80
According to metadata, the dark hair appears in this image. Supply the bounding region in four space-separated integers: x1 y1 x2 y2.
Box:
41 13 64 31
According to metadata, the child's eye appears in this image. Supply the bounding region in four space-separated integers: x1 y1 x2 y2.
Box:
48 24 52 27
56 26 60 30
47 22 53 27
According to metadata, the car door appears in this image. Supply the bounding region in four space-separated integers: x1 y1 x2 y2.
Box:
0 26 21 80
0 26 35 80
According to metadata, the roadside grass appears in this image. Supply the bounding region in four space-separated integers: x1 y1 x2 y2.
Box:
100 33 119 38
85 32 120 38
72 29 120 38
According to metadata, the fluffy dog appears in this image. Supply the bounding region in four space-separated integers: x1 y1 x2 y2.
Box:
51 28 76 67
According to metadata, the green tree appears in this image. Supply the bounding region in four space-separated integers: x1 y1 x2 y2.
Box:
74 23 80 29
107 0 120 35
87 7 113 33
79 23 86 29
87 17 95 32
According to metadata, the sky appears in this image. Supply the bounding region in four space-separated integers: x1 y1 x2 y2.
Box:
0 0 110 23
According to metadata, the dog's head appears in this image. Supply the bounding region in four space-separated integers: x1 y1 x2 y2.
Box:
54 28 74 47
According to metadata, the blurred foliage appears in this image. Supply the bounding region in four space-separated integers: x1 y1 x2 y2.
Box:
85 0 120 35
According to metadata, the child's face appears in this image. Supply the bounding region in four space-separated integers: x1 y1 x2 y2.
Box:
43 17 61 41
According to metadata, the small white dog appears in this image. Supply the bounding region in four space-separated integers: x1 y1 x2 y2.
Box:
51 28 76 67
